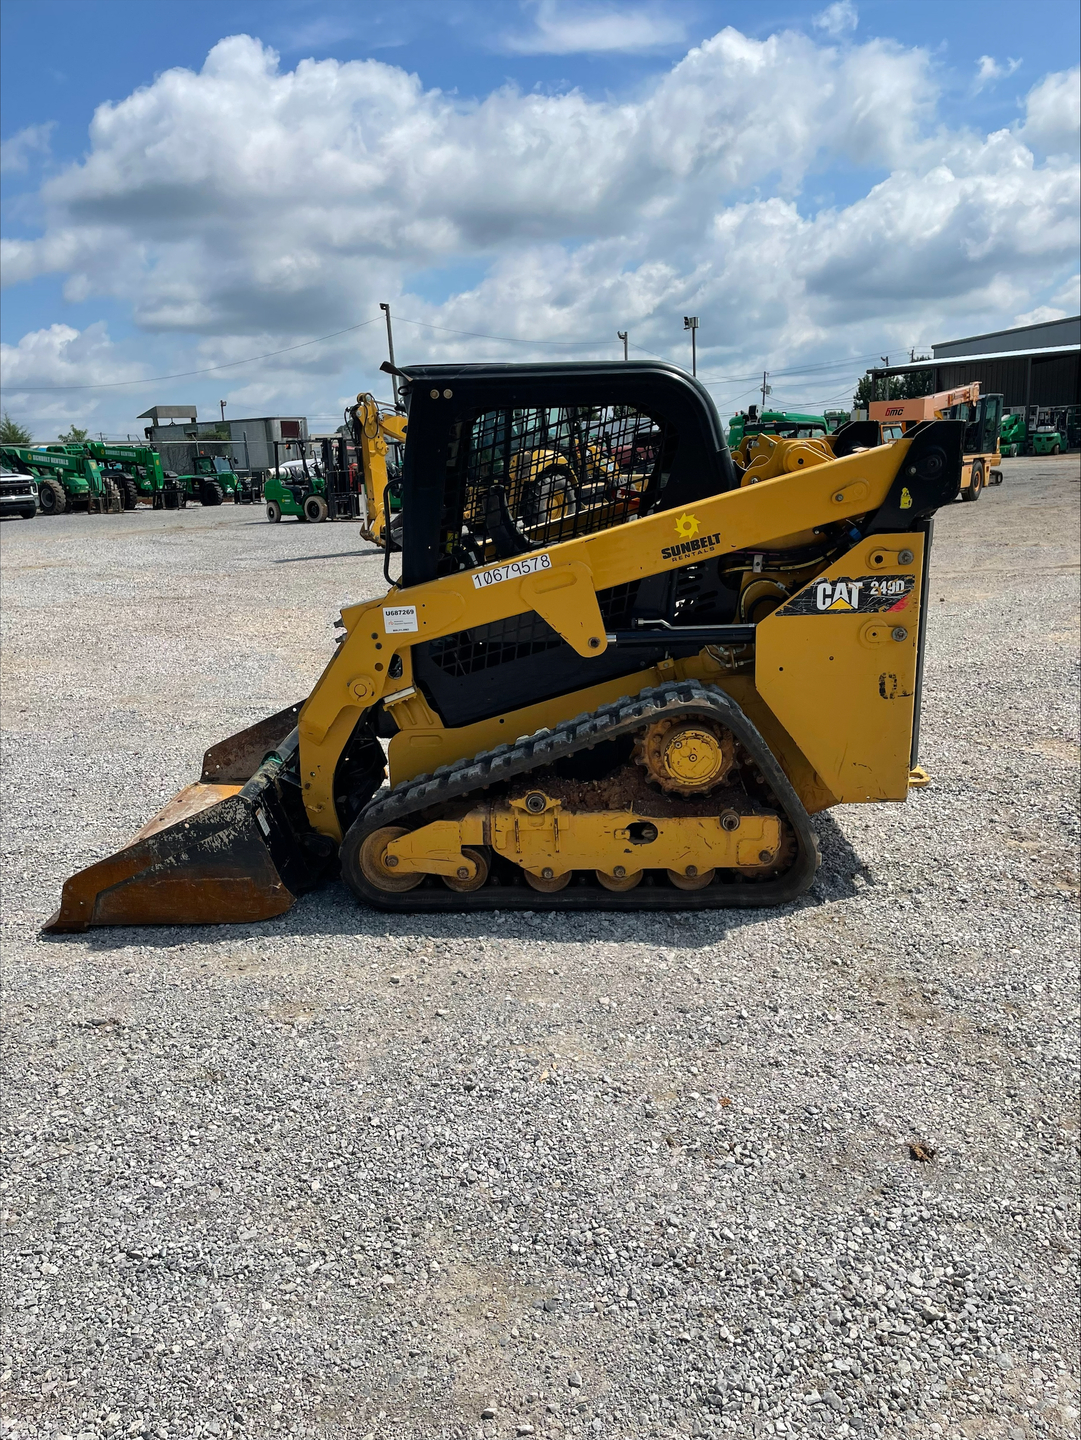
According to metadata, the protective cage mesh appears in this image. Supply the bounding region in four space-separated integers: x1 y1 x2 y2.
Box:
427 580 643 679
438 403 678 565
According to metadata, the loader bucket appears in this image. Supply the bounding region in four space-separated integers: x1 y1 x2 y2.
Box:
43 704 335 933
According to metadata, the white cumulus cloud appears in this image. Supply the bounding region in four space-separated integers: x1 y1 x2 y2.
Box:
1021 66 1081 156
0 322 148 433
0 122 55 174
973 54 1021 92
812 2 858 38
1 28 1077 434
502 1 687 54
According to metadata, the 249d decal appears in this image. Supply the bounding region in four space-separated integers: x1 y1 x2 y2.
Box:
778 574 915 616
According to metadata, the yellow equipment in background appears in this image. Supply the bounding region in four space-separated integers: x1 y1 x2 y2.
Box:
350 393 408 547
45 364 966 930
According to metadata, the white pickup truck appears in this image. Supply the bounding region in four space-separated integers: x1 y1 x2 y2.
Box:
0 470 38 520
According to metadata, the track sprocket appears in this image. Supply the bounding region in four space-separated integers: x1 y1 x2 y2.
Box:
634 715 737 794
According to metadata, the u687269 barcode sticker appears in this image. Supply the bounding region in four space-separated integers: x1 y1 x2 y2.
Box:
383 605 419 633
471 553 552 589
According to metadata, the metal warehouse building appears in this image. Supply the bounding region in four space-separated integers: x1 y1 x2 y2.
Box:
137 406 309 473
870 314 1079 410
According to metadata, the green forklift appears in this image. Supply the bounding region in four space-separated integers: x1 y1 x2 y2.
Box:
1030 407 1067 455
0 446 119 516
1001 405 1075 458
264 437 359 523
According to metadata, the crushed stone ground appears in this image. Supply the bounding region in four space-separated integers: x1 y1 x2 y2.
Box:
1 456 1078 1440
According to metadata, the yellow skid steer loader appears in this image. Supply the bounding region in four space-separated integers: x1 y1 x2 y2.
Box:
46 363 964 929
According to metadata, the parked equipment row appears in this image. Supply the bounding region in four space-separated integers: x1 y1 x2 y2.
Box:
0 442 265 517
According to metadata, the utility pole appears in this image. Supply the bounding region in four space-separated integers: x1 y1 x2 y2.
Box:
380 302 397 373
880 356 889 401
219 400 227 423
683 316 699 377
760 371 772 410
380 302 400 405
617 330 628 361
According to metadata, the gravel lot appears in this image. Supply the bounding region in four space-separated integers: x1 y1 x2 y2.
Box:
2 456 1078 1440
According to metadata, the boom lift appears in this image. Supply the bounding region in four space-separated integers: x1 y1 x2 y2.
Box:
86 443 167 508
45 361 968 931
1000 410 1028 457
41 441 195 510
0 446 119 516
870 384 1002 500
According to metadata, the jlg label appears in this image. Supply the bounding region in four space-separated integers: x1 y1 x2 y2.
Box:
472 553 552 589
777 574 915 616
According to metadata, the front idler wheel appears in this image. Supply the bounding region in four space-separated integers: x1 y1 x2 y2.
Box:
354 826 424 893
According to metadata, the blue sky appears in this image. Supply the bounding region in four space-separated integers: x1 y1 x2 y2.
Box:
1 0 1078 437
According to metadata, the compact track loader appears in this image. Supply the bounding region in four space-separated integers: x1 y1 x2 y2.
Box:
46 362 965 931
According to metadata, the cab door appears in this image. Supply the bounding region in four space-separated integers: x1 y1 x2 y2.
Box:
978 395 1002 455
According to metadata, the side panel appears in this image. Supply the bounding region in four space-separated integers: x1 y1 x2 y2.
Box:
755 532 925 802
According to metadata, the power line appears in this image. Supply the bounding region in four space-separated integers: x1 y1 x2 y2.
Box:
706 382 765 408
3 299 919 402
696 350 888 385
628 341 676 362
1 317 381 393
2 312 622 394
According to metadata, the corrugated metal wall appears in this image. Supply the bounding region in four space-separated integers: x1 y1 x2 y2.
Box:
934 352 1078 408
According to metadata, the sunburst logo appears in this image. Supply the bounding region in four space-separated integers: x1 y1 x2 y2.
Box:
675 512 699 540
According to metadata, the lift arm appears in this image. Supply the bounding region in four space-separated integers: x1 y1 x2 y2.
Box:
349 394 408 547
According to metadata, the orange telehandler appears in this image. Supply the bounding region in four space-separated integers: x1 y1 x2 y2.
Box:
870 384 1002 501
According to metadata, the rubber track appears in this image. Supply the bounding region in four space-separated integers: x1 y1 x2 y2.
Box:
344 680 820 911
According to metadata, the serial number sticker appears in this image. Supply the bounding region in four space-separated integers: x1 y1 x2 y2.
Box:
471 553 552 589
383 605 418 633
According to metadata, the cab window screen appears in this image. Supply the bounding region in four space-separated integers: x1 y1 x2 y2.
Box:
436 403 677 571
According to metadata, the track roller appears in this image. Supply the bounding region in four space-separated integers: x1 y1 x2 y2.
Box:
443 847 490 893
595 867 642 892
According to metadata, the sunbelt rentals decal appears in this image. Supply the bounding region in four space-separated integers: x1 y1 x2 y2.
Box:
777 574 916 616
660 512 723 562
